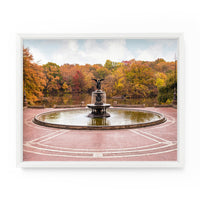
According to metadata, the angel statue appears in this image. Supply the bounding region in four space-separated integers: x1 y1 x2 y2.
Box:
92 79 104 90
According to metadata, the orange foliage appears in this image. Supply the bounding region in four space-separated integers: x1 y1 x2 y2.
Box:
23 47 176 104
23 48 46 104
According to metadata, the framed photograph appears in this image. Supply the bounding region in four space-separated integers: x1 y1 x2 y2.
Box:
17 33 184 168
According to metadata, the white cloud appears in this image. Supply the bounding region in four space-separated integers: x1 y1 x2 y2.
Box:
29 39 177 65
29 47 48 65
136 42 177 61
137 44 163 61
31 39 134 65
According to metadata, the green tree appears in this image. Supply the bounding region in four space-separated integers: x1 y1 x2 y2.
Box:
104 60 119 71
158 71 177 103
93 67 110 79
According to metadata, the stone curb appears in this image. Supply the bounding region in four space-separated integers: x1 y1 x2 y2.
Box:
33 108 166 130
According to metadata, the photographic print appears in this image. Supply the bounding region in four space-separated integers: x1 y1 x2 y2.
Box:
18 34 183 167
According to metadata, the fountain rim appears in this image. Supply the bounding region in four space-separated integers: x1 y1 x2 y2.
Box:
33 107 167 130
87 103 111 108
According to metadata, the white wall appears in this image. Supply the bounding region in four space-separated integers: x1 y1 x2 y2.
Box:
0 0 199 199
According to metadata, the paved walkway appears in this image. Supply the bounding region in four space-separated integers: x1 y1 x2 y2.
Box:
23 107 177 161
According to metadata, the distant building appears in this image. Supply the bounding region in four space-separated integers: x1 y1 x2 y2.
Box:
121 61 130 66
121 59 136 66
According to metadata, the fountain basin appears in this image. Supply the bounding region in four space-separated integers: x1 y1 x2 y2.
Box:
87 104 111 118
33 108 166 130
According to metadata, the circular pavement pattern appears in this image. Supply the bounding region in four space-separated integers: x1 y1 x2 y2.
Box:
23 107 177 161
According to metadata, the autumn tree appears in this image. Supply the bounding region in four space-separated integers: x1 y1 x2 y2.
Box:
23 48 176 106
60 64 94 93
93 66 110 80
23 48 46 105
104 60 119 71
112 66 126 96
155 72 167 88
43 62 62 96
125 63 157 98
103 74 115 97
72 70 86 93
158 71 177 104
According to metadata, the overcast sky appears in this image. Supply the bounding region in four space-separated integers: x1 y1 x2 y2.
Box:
23 39 178 65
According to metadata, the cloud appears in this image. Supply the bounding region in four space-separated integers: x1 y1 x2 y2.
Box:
136 40 177 61
137 44 163 61
30 39 134 65
27 39 177 65
29 47 48 65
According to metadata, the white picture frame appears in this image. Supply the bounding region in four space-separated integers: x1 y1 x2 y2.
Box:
16 33 184 168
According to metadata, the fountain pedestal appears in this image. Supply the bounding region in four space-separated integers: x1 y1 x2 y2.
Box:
87 104 111 118
87 90 110 118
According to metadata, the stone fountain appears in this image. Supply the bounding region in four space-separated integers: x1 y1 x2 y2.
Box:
34 78 166 130
87 79 111 118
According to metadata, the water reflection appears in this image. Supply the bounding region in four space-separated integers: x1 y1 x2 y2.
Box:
88 118 110 126
39 109 161 126
120 110 158 123
36 94 157 107
39 112 61 121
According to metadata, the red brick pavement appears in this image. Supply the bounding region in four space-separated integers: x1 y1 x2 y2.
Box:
23 107 177 161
